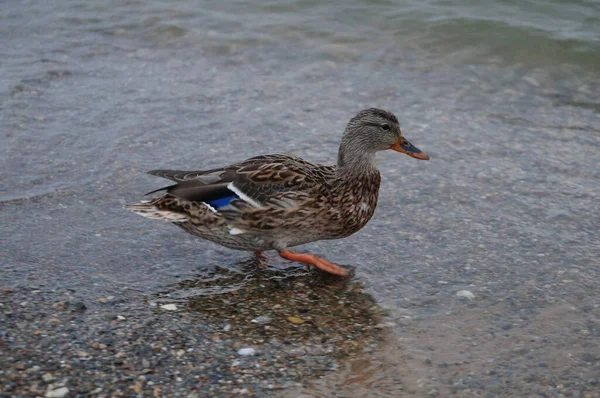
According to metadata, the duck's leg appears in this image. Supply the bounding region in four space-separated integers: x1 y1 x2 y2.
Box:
254 250 267 268
278 250 349 276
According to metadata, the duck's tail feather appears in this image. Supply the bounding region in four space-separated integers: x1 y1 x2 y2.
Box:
124 198 189 223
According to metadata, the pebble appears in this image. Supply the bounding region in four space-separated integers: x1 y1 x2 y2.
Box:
46 387 69 398
160 304 178 311
251 316 271 324
70 302 87 312
98 297 108 303
42 373 55 383
456 290 475 299
287 316 305 325
238 348 256 356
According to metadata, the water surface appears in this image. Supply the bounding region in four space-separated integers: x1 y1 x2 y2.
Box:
1 0 599 396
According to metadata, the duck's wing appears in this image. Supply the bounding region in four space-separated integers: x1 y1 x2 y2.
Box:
225 154 335 204
147 168 224 182
146 154 335 209
145 167 231 204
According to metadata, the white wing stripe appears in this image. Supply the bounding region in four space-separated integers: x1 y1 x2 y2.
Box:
227 182 262 208
202 202 218 213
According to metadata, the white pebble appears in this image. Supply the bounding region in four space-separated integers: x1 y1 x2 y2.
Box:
237 347 256 356
46 387 69 398
456 290 475 299
251 316 271 324
160 304 178 311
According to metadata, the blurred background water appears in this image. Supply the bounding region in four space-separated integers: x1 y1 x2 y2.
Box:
2 0 599 201
1 0 599 395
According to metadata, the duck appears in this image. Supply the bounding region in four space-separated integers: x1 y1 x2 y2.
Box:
126 108 429 276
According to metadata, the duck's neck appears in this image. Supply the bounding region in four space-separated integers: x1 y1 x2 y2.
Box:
336 134 378 176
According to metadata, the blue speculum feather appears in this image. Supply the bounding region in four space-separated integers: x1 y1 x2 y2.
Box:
205 195 238 209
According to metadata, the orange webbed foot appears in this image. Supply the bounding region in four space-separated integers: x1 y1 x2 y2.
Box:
278 250 349 276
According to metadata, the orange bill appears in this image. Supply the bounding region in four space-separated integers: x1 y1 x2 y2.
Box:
390 138 429 160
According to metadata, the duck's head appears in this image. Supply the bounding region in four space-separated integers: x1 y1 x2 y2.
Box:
338 108 429 167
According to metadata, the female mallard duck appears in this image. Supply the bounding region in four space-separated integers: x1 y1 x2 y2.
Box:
127 108 429 276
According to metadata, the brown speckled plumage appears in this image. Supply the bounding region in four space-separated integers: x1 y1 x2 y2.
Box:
126 108 429 275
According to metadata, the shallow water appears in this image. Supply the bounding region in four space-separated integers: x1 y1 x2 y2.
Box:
2 0 599 396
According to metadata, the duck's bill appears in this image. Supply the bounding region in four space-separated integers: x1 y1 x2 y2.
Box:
391 138 430 160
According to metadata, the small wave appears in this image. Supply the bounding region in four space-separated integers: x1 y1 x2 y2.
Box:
0 188 75 207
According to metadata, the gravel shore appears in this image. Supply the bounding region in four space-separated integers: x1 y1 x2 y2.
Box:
0 263 387 397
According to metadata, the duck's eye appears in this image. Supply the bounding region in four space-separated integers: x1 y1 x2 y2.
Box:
381 123 390 131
